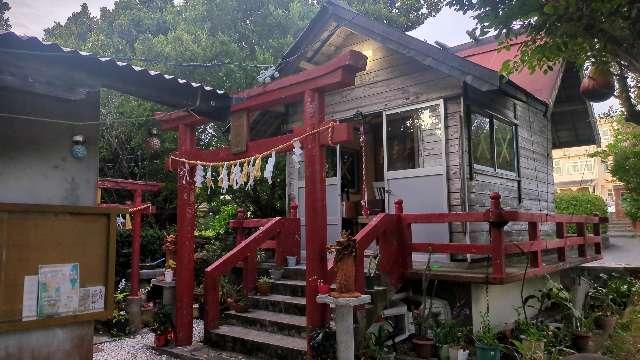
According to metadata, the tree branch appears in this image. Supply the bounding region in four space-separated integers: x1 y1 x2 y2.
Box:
615 65 640 125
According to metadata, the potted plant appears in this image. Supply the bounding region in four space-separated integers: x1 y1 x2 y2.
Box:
256 275 272 296
228 293 250 313
412 253 436 359
511 319 549 360
588 282 618 332
150 306 173 347
164 259 175 282
365 253 380 290
434 321 470 360
474 313 502 360
269 265 284 280
364 321 396 360
571 314 594 353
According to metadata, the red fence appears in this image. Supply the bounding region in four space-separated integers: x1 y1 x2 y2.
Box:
203 203 300 330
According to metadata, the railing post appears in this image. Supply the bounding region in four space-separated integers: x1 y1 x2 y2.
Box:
290 201 298 218
204 274 220 331
236 208 247 246
289 201 301 265
556 222 567 262
527 222 543 268
576 222 587 258
593 218 602 255
394 199 411 282
488 193 507 280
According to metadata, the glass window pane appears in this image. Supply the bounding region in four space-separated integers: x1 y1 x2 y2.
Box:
326 146 337 178
386 104 443 171
494 120 516 172
470 113 494 169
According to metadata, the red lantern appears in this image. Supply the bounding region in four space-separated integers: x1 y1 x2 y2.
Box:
580 66 615 103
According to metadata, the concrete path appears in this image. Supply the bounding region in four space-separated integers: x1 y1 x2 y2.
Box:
583 234 640 269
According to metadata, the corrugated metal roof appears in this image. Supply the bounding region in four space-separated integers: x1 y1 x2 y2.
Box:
0 31 230 119
451 36 563 105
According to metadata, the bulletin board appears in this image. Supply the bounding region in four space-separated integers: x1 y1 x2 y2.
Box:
0 203 118 332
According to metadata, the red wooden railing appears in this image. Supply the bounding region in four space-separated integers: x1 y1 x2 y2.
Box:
203 203 300 330
333 192 607 291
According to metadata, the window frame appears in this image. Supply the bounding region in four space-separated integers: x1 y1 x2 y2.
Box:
468 109 519 177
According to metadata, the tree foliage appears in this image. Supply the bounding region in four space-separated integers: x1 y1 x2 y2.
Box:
0 1 10 31
444 0 640 124
346 0 443 32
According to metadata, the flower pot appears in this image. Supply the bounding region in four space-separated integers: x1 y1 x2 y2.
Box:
572 332 592 353
335 255 356 295
154 333 168 347
448 346 469 360
476 343 501 360
440 344 450 360
269 268 284 280
256 283 271 296
596 315 617 332
365 275 376 290
232 302 249 313
164 269 173 282
412 337 434 359
521 340 544 360
286 256 297 267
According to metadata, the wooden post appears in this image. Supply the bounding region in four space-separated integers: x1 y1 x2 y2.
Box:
130 189 143 296
593 221 602 255
303 89 329 338
395 199 412 279
556 222 567 262
576 223 587 258
236 208 247 245
204 274 219 330
488 193 506 280
527 222 543 268
175 123 197 346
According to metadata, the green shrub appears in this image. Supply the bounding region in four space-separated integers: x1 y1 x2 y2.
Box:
621 193 640 222
554 191 608 234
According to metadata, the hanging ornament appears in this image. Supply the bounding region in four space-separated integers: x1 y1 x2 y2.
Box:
206 166 214 193
264 151 276 184
116 214 125 230
179 162 190 184
252 156 263 179
292 140 303 168
580 65 615 103
194 164 205 188
240 160 249 185
246 157 256 189
232 162 242 189
219 163 229 193
145 127 161 153
125 213 132 230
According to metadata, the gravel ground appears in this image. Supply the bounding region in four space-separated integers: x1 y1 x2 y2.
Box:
93 320 204 360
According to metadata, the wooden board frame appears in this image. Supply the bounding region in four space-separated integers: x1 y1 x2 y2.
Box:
0 203 119 333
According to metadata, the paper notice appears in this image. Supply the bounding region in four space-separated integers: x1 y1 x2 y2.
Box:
22 275 38 321
78 286 105 313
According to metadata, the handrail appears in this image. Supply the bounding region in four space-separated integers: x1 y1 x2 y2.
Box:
203 203 301 331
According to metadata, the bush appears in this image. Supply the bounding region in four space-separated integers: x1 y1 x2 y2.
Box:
554 191 608 233
621 193 640 222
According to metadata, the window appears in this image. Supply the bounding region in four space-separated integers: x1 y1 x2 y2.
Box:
600 128 611 144
565 159 594 175
386 103 443 171
470 112 517 173
553 160 562 175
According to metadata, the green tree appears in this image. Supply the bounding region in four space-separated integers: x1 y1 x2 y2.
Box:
0 1 11 30
444 0 640 124
345 0 443 32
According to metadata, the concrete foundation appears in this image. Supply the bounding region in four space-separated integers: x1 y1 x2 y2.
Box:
0 321 93 360
127 296 143 332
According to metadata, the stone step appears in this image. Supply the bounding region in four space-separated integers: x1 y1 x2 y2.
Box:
282 266 306 281
207 325 306 360
223 309 306 338
271 279 306 297
250 294 306 316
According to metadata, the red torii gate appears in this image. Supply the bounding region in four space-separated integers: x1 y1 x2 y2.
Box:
96 178 162 297
157 50 367 346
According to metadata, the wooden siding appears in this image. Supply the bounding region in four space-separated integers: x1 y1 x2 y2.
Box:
464 86 555 243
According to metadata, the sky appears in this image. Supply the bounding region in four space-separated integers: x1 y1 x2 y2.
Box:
6 0 618 113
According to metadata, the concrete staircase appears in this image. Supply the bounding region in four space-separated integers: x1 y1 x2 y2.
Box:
206 266 308 360
608 218 638 240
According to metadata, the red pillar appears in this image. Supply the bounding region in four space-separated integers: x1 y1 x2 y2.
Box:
303 90 329 337
130 190 143 296
175 124 197 346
